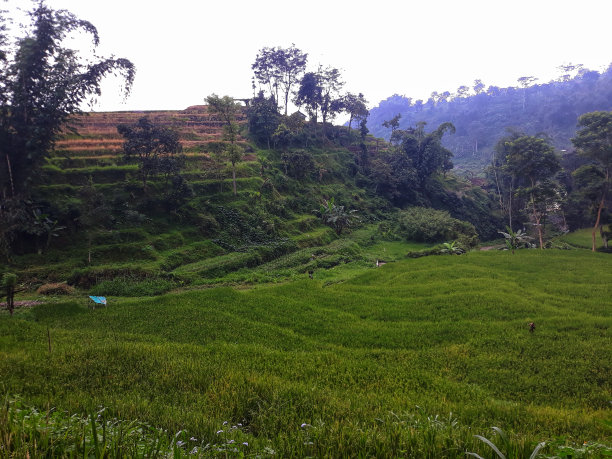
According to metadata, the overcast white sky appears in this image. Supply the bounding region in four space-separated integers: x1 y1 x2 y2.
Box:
4 0 612 113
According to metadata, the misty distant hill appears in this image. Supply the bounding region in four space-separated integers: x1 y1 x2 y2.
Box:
367 65 612 173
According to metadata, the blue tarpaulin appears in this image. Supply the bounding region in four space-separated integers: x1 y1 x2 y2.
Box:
89 296 107 305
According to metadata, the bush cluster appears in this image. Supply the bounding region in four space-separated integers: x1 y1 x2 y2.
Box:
397 207 479 247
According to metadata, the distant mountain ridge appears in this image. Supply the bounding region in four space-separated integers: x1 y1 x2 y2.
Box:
367 65 612 173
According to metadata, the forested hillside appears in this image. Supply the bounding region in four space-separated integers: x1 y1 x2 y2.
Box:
368 65 612 171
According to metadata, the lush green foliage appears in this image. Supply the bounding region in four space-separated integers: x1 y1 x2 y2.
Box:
317 197 359 235
491 134 562 248
0 2 134 197
1 251 610 457
571 111 612 250
498 226 534 252
397 207 478 247
252 45 308 116
368 66 612 171
118 117 184 191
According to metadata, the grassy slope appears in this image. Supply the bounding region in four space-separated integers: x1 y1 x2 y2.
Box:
557 227 608 250
1 250 610 457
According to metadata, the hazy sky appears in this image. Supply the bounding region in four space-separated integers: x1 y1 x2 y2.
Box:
4 0 612 113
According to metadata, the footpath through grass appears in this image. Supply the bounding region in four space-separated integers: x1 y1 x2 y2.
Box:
1 250 611 457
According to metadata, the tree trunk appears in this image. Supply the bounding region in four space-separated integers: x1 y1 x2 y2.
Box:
592 195 605 252
284 90 289 116
531 193 543 249
508 178 513 230
592 169 609 251
5 154 15 198
232 163 237 196
492 167 504 214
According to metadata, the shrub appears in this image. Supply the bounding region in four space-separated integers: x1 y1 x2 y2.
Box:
398 207 479 247
36 282 75 295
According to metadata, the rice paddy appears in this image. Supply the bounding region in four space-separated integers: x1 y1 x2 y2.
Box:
1 249 610 457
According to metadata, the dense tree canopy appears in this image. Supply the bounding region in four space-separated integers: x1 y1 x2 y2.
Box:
344 92 368 134
252 45 307 115
0 2 135 198
0 2 134 261
397 122 455 188
246 91 281 148
571 111 612 250
118 117 182 192
368 65 612 171
294 71 322 122
496 135 561 248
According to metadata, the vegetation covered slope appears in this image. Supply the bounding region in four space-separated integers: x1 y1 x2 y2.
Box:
2 95 506 296
368 65 612 171
3 105 399 292
1 250 610 457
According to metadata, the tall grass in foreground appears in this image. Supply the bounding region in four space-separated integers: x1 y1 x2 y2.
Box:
2 398 610 458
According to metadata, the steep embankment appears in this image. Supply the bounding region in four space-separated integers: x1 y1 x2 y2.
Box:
11 105 393 294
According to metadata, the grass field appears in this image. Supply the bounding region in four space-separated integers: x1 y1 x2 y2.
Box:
1 250 610 457
557 226 609 250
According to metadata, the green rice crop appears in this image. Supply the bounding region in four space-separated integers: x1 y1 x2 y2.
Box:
0 250 610 457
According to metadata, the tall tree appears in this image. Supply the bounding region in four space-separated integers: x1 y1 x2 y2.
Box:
206 94 243 195
0 2 135 199
294 71 321 123
504 135 561 248
318 66 345 135
396 122 455 189
473 79 486 94
488 131 523 230
571 111 612 251
456 85 470 99
344 92 368 134
252 45 307 115
251 47 280 103
276 45 307 116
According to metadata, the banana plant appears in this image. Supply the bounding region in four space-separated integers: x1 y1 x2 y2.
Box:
498 226 533 254
316 198 359 235
440 240 464 255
